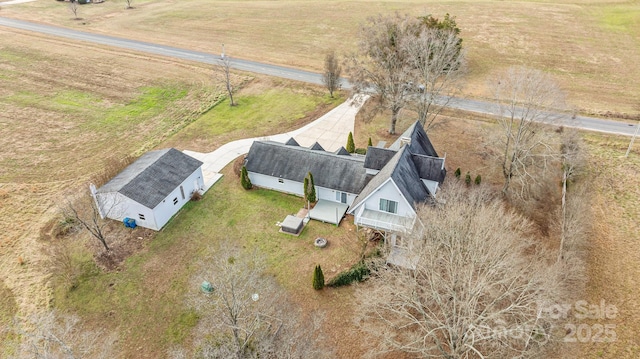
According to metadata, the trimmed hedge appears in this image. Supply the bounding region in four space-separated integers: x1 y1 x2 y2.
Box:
327 261 370 287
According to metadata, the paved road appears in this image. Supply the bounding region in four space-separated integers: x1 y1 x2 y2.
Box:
1 16 637 137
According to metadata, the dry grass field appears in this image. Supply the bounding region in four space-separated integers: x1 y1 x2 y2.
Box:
0 29 217 321
1 1 640 358
0 22 337 341
577 133 640 358
2 0 639 115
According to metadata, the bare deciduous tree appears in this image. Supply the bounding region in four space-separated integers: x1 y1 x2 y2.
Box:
357 185 564 358
402 27 466 131
186 245 330 359
322 50 342 98
216 54 236 107
6 310 116 359
490 66 566 196
61 189 123 252
346 13 419 135
347 13 465 135
124 0 133 9
557 128 587 263
69 0 79 20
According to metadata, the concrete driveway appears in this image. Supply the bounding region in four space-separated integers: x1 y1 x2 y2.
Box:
184 94 369 191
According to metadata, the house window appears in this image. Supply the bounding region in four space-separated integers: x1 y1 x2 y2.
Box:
180 185 185 200
379 199 398 214
173 197 178 205
278 178 284 183
138 214 145 220
336 191 347 204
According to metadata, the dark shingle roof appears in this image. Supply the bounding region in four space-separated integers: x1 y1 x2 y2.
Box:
355 121 444 210
412 154 446 183
97 148 202 209
335 147 351 156
390 148 431 208
245 141 369 194
285 138 300 146
364 147 397 170
351 146 430 211
350 149 405 211
389 121 438 157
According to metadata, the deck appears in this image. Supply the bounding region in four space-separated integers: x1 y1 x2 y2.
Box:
309 200 349 225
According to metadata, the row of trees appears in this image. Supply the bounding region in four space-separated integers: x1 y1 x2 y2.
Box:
343 13 466 134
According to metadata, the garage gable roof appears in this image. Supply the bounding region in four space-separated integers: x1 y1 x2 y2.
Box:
97 148 202 209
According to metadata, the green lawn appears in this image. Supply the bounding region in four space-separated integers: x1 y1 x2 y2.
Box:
53 167 362 357
167 83 343 151
48 84 354 357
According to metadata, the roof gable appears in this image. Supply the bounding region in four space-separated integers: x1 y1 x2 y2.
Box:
245 141 369 194
97 148 203 209
334 147 351 156
350 146 432 212
350 147 406 211
309 142 325 151
390 148 431 208
388 121 439 157
285 138 300 146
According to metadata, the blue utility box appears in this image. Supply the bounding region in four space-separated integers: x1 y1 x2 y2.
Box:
123 217 137 229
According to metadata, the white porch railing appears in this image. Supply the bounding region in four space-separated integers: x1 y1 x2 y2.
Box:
354 208 415 233
355 217 410 232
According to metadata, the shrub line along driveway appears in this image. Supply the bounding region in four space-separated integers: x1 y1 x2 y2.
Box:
183 94 369 192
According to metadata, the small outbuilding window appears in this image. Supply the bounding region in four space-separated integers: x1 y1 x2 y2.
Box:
138 214 146 220
173 197 179 205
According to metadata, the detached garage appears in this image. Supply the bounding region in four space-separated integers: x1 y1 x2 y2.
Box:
91 148 204 231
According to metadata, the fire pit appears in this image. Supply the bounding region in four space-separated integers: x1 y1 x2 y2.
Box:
314 237 328 248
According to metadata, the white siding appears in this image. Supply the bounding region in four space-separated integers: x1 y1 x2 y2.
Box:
360 180 414 217
248 172 358 205
95 192 157 230
248 172 304 196
152 168 204 230
94 167 204 231
316 187 358 205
